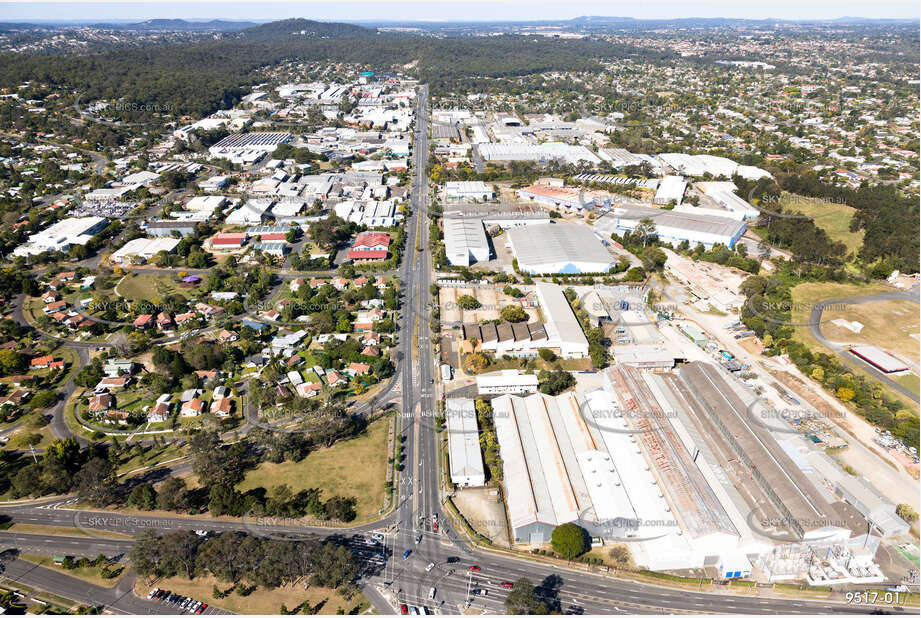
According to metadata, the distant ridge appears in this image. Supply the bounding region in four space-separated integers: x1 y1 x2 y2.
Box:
238 18 375 40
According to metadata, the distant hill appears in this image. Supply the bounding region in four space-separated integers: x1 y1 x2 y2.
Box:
238 18 375 40
86 19 258 32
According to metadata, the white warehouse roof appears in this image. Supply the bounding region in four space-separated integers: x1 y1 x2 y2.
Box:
443 217 490 266
535 282 589 358
446 398 486 487
507 224 615 274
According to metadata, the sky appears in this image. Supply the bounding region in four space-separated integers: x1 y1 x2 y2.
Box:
0 0 918 23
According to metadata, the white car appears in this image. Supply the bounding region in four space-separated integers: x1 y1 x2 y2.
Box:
147 588 159 599
425 562 435 572
428 587 436 600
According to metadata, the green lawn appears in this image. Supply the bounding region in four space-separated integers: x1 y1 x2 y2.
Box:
115 273 195 302
238 417 390 521
20 555 125 588
780 193 865 255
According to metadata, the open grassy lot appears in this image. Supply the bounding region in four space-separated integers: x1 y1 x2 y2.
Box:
237 417 390 521
4 524 132 540
115 273 195 302
21 554 126 588
136 574 368 615
781 193 865 255
790 281 893 354
791 281 919 407
819 299 920 365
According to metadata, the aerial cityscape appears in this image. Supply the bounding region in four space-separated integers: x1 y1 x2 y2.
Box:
0 1 917 616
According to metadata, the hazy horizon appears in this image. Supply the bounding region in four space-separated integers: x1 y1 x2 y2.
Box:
0 1 918 23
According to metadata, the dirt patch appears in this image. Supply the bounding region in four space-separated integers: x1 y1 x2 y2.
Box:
737 337 764 356
451 486 510 548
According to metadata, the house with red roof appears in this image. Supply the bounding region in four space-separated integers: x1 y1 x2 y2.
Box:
180 397 204 417
29 355 55 369
157 312 173 328
133 314 153 328
346 362 371 376
347 232 391 262
208 233 247 250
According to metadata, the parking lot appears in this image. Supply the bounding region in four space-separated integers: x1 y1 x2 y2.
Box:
146 588 229 615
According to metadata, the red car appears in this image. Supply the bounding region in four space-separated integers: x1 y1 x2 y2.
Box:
432 520 439 532
400 603 408 615
500 582 513 589
196 604 207 614
469 565 481 572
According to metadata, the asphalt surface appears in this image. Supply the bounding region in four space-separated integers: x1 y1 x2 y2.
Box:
808 287 920 403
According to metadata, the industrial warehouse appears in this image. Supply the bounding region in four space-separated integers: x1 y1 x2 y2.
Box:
595 205 747 249
448 360 900 584
507 224 616 274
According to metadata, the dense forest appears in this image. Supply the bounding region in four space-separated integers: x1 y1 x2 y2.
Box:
0 22 655 123
776 173 920 272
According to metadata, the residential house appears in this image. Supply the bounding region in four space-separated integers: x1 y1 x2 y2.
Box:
295 382 323 398
210 397 233 417
88 393 113 413
133 314 154 329
346 362 371 376
181 397 205 417
326 370 345 387
29 355 55 369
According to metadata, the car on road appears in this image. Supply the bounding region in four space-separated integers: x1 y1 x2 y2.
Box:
446 556 459 563
415 534 422 544
428 587 436 600
500 582 513 589
403 549 412 559
473 589 487 596
425 562 435 572
400 603 408 615
469 565 481 572
194 530 208 537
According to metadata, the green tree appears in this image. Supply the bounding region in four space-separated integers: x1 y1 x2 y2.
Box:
504 578 549 614
500 305 528 323
456 294 481 310
551 522 590 560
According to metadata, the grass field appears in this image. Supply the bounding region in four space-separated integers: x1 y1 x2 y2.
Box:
5 523 132 540
789 282 893 354
238 417 390 521
819 299 920 365
137 574 368 615
780 193 865 255
21 554 126 588
791 281 919 408
115 273 194 302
